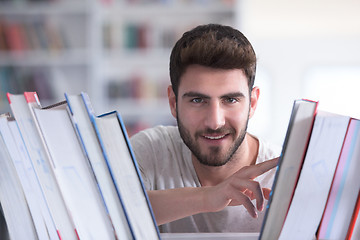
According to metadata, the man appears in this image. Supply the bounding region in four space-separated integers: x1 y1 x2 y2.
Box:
130 24 281 233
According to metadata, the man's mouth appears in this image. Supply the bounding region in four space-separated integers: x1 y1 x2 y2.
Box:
203 135 226 140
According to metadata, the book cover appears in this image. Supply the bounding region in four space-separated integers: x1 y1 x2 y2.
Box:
31 97 116 240
0 115 37 240
7 92 78 240
260 99 318 240
91 109 161 240
65 92 133 239
278 111 350 240
0 114 51 240
317 118 360 239
346 191 360 240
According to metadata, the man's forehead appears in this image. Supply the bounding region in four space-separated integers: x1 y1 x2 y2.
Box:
180 65 248 84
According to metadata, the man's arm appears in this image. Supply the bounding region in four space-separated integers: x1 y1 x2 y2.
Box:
148 158 279 225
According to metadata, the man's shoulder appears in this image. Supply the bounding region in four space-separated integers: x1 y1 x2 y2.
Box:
131 125 179 140
253 134 282 163
130 125 181 148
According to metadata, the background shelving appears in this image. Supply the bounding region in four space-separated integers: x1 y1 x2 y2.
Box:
0 0 237 136
0 0 96 116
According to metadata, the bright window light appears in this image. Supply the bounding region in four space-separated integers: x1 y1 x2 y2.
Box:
303 67 360 119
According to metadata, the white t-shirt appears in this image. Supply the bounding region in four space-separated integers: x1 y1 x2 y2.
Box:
130 125 281 233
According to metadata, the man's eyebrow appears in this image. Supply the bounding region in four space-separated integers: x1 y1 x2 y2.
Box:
220 92 245 99
182 92 246 99
182 92 210 99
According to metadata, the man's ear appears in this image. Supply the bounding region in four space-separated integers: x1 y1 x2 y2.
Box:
167 85 177 118
249 86 260 119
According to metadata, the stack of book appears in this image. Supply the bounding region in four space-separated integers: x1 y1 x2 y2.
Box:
260 99 360 240
0 92 160 240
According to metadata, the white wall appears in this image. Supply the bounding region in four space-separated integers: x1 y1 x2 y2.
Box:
236 0 360 145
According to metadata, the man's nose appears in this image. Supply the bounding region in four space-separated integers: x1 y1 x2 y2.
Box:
204 102 225 130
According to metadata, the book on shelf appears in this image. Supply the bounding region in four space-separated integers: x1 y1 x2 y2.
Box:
0 21 7 51
317 117 360 239
0 113 51 240
3 21 27 52
260 99 360 240
0 67 55 102
346 191 360 240
0 114 38 240
65 92 133 239
0 205 9 240
259 99 318 240
7 92 78 240
31 97 116 239
91 109 160 240
0 91 160 240
277 110 351 239
0 19 67 52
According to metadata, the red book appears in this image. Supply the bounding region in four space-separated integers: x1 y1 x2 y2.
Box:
346 191 360 240
4 22 27 52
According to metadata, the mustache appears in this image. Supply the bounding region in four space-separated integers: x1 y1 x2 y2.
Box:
197 127 235 135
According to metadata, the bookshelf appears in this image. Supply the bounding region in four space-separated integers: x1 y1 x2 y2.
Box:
0 0 96 113
0 0 237 136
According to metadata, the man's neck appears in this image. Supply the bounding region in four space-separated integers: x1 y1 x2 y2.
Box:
193 133 259 187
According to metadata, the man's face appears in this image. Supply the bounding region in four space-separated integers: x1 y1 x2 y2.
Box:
168 65 259 167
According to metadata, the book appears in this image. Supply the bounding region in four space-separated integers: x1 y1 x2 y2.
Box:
0 204 9 240
7 92 78 240
278 110 350 240
5 91 160 239
346 191 360 240
6 114 62 240
31 98 116 239
259 99 318 240
65 92 133 239
4 21 27 52
317 118 360 239
160 232 260 240
91 110 161 240
0 114 51 240
0 114 38 240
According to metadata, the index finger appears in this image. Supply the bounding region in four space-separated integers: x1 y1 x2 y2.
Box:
240 157 279 179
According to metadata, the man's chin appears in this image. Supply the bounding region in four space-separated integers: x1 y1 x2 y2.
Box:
197 154 230 167
198 159 229 167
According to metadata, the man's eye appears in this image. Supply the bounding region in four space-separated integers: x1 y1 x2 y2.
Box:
191 98 203 103
225 98 238 103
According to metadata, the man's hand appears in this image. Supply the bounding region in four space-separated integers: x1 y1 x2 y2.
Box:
201 158 279 218
148 157 279 225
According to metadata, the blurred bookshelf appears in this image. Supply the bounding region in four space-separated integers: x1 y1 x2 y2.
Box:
0 0 237 136
0 0 95 115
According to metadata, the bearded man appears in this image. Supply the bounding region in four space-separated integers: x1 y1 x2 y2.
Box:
130 23 280 233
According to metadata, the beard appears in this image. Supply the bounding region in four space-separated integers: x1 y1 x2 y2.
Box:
177 111 249 167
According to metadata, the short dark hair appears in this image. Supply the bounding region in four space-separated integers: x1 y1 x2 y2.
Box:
169 24 257 97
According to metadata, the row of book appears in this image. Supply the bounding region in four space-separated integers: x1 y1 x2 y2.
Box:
0 91 160 239
1 91 359 239
0 67 54 103
0 19 67 52
107 74 168 100
0 0 52 3
259 99 360 240
103 21 181 50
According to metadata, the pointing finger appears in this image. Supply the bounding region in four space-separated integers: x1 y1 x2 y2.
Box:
239 157 279 179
